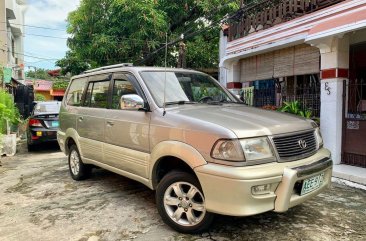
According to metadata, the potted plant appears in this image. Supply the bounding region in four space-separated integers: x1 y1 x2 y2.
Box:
0 89 21 156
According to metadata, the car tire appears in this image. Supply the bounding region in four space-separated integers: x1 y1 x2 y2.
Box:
68 145 91 181
156 170 214 234
27 143 35 152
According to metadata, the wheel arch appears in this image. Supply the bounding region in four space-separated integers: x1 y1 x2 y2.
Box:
64 128 82 155
149 141 207 189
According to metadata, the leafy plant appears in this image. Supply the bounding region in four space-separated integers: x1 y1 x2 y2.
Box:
278 101 313 118
53 81 69 90
35 93 46 101
0 90 21 134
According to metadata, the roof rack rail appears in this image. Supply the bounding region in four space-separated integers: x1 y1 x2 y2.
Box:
84 63 133 74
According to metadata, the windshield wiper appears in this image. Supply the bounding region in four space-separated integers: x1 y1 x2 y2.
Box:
219 99 247 105
164 101 197 106
205 99 245 105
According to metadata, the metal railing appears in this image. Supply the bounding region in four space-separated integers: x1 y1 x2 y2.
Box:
241 85 320 117
228 0 345 41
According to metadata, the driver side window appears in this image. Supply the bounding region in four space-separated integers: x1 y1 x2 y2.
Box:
111 75 138 110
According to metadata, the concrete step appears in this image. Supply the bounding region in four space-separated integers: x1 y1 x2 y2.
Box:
332 164 366 185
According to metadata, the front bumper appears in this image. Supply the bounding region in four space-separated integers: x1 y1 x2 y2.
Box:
194 148 332 216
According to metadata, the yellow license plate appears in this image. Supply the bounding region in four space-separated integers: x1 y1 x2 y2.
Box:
36 131 42 137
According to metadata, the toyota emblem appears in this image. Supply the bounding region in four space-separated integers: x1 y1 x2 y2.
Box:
298 139 307 149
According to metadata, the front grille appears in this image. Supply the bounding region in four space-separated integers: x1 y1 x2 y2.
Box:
272 130 317 161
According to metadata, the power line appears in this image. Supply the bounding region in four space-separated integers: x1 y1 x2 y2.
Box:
0 29 166 45
0 21 66 31
0 48 59 61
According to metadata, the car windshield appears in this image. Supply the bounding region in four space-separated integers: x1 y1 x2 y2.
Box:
140 71 238 107
34 102 61 114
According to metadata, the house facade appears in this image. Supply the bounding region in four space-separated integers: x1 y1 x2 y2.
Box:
0 0 27 86
219 0 366 171
25 80 65 101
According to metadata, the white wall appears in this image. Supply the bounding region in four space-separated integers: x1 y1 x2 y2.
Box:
219 30 228 86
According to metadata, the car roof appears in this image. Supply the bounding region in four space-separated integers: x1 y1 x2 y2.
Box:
71 65 204 81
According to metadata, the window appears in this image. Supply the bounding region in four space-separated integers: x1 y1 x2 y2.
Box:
84 81 110 108
12 38 15 58
66 78 87 106
111 74 138 109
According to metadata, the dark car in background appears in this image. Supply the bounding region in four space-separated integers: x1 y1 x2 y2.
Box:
27 101 61 151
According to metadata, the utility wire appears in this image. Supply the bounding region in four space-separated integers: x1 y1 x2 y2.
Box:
0 48 59 61
0 29 165 44
0 21 66 31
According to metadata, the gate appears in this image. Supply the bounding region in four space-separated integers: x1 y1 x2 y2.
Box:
342 79 366 168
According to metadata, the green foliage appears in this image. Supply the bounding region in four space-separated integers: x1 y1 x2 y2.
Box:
26 68 68 81
26 68 51 80
56 51 89 76
278 101 313 119
53 81 69 90
57 0 239 75
0 90 21 134
35 93 46 101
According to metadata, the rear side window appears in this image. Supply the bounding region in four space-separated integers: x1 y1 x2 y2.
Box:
84 81 110 108
66 78 87 106
34 102 61 114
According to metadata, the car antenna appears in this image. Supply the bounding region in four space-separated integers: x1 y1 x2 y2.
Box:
163 32 168 116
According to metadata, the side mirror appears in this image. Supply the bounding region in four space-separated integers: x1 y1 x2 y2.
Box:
120 94 146 111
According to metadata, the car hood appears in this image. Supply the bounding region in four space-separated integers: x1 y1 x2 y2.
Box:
170 104 314 138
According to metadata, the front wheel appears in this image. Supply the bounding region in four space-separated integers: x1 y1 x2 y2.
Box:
68 145 91 180
156 171 214 233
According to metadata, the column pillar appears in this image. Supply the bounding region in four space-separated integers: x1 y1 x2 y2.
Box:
315 36 349 164
226 61 242 95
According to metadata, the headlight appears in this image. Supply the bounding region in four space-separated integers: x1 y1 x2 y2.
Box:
315 128 323 149
240 137 275 162
211 139 245 161
211 137 276 164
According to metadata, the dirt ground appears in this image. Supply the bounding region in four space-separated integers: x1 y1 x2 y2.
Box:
0 143 365 241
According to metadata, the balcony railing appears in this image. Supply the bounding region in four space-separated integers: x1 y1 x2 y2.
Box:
228 0 345 41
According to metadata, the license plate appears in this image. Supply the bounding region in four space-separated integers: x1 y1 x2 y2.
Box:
51 121 59 127
301 172 324 195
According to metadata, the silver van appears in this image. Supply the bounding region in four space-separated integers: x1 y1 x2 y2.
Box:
57 64 332 233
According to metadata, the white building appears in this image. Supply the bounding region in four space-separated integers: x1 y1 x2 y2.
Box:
0 0 27 83
220 0 366 183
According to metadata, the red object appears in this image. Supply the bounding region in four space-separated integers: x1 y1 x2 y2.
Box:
29 119 42 127
47 69 61 77
50 89 65 96
227 82 242 89
31 136 40 140
338 68 349 78
321 68 349 79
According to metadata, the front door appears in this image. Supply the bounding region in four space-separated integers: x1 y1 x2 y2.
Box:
104 73 150 178
342 43 366 168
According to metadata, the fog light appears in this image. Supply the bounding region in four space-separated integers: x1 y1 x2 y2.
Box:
252 184 271 195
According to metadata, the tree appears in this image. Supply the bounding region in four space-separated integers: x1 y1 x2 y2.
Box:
57 0 239 75
26 68 68 81
26 68 52 80
56 51 89 76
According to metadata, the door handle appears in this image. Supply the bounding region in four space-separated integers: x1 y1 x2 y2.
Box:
78 116 84 122
107 121 114 126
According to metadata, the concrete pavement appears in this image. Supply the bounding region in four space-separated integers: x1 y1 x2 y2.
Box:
0 143 365 241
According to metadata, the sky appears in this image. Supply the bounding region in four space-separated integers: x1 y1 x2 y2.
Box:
24 0 80 71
